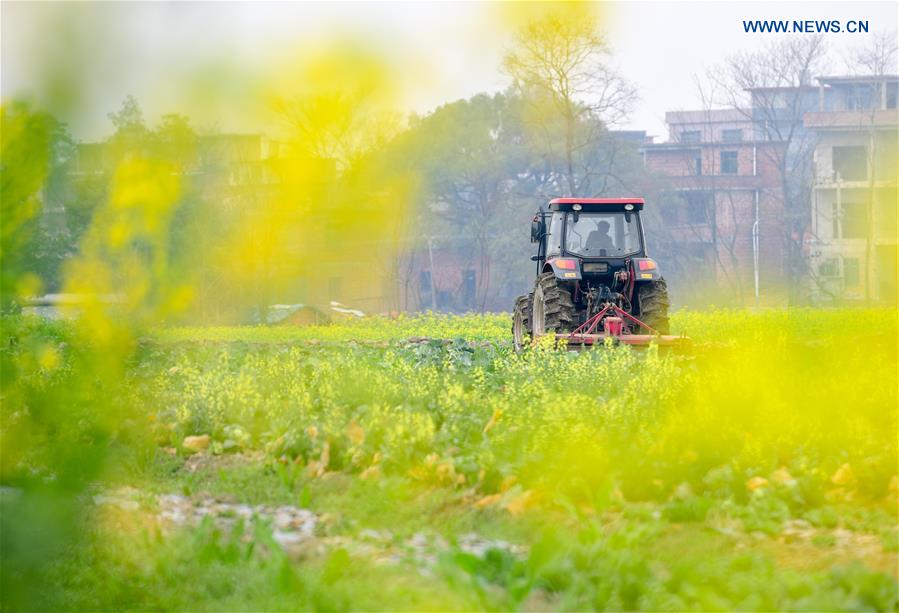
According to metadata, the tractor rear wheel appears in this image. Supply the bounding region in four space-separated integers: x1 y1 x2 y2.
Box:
531 272 576 337
511 294 531 351
636 278 670 334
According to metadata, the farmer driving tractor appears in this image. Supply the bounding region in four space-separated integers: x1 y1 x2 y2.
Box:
586 220 615 253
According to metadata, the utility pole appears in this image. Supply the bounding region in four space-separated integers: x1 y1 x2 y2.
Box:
752 189 760 306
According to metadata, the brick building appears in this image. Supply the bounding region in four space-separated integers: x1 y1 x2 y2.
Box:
407 243 478 312
804 74 898 305
642 110 788 305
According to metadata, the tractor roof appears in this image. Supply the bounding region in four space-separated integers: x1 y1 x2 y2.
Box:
548 198 644 210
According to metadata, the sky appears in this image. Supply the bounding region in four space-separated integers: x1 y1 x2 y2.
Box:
2 1 896 142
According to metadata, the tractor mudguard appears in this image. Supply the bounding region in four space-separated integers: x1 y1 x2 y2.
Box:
545 257 582 281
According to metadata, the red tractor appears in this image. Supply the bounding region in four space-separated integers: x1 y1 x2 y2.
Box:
513 198 678 349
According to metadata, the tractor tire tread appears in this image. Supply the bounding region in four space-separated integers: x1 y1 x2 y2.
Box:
637 277 670 334
533 272 576 335
512 294 532 350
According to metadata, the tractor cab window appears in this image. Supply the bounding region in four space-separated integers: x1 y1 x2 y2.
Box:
565 212 640 257
546 213 565 256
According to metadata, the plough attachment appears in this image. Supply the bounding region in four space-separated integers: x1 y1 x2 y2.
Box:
551 303 688 349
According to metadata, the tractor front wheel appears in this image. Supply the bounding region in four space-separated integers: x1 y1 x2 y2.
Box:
511 294 531 351
531 272 576 337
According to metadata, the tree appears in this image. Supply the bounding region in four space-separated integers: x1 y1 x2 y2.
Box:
262 50 419 317
1 102 75 305
107 95 147 136
401 93 529 310
395 80 658 312
106 95 150 159
705 36 829 305
852 30 899 76
154 113 198 168
502 9 636 196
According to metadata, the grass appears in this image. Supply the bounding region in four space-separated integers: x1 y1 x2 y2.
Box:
1 309 897 611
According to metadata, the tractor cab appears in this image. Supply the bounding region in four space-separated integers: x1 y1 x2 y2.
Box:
541 198 645 260
514 197 678 350
530 198 660 291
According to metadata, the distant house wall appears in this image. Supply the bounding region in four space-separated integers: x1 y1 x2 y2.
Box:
405 247 479 313
643 109 788 305
805 75 899 305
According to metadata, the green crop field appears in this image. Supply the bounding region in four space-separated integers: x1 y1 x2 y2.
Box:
2 309 897 611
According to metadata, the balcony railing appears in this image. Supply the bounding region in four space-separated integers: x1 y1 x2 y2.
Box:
804 109 899 130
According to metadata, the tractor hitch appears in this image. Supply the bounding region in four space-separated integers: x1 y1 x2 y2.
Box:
554 303 687 349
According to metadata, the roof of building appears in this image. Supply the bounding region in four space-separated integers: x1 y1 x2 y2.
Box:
641 139 784 151
816 74 899 85
665 109 751 124
746 85 819 92
608 130 651 144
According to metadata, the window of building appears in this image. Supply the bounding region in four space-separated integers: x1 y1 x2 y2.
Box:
832 146 867 181
720 151 738 174
846 85 875 111
436 290 452 310
694 156 702 176
875 139 897 178
680 130 701 144
819 258 840 278
690 243 710 261
841 201 868 239
722 129 743 143
833 200 868 239
843 258 860 287
419 270 432 296
685 192 711 224
887 83 897 109
661 200 680 225
686 243 714 278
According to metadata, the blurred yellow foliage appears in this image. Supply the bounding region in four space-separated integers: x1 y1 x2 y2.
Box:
483 408 503 434
746 476 769 492
347 421 365 445
831 463 856 486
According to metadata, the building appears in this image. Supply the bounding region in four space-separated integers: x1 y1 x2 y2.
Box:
642 110 788 305
804 75 899 305
61 133 405 319
409 242 478 312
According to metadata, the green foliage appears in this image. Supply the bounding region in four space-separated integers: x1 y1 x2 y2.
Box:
2 310 897 610
0 101 68 305
35 517 473 611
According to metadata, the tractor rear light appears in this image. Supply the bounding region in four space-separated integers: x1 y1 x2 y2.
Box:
555 259 577 270
637 259 657 271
